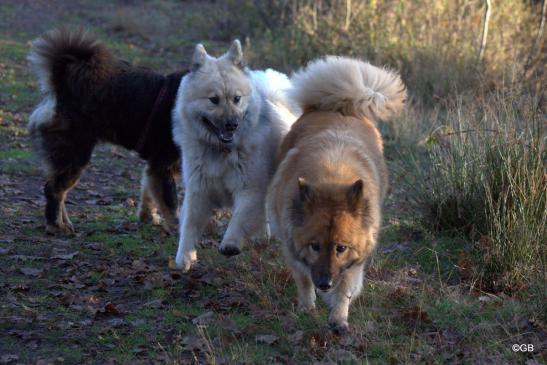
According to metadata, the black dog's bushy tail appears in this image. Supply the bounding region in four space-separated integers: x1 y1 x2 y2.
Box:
28 28 114 97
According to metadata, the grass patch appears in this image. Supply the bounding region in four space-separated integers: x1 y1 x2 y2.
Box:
401 88 546 302
0 148 32 160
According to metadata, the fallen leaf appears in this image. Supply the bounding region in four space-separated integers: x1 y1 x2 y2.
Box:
0 354 19 364
95 302 121 318
105 303 119 314
288 330 304 344
85 242 102 251
217 316 240 333
181 335 207 352
168 257 177 270
328 349 358 362
478 294 501 303
9 284 29 292
107 318 126 327
20 267 43 277
142 299 166 308
192 311 215 326
255 334 278 345
401 305 431 325
52 251 78 260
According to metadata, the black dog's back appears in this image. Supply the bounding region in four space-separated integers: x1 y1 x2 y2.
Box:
28 28 184 159
28 28 185 234
99 70 184 160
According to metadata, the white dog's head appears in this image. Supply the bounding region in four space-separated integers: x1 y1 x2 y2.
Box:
180 40 259 146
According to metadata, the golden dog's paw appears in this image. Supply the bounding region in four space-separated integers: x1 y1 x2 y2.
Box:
297 302 316 313
328 319 349 335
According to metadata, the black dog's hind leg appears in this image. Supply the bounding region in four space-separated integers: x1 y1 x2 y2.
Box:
40 131 94 235
143 163 179 234
44 166 85 234
137 167 162 226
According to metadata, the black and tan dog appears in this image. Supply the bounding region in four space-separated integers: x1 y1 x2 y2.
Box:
28 28 186 234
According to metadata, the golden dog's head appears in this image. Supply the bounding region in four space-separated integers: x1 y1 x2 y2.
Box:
290 177 375 291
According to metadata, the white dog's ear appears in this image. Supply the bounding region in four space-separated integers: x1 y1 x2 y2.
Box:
226 39 244 67
192 44 207 71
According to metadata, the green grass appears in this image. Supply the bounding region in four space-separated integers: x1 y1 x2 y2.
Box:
0 148 32 160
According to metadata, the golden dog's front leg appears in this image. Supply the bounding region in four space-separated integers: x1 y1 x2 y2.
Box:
327 263 365 334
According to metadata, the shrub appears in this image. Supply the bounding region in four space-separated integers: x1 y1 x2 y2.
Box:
223 0 539 104
401 86 545 297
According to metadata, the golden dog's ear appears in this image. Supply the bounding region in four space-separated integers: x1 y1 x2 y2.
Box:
347 179 372 225
347 179 363 208
192 44 207 71
298 177 314 204
226 39 244 67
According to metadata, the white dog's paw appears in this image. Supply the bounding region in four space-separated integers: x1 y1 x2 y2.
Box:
175 249 197 272
218 239 241 257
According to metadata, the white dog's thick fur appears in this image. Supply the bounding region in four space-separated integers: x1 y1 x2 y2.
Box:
172 40 298 271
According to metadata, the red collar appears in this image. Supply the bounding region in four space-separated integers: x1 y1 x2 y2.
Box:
135 80 169 153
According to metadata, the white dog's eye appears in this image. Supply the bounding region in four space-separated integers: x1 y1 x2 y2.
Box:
209 96 220 105
233 95 241 104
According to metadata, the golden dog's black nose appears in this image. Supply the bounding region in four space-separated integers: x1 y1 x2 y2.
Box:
317 274 333 291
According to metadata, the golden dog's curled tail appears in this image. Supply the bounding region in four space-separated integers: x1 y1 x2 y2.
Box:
290 56 406 121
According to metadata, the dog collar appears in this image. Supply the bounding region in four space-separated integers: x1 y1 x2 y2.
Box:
135 79 170 153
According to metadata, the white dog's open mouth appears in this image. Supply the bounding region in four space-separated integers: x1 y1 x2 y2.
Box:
201 116 234 143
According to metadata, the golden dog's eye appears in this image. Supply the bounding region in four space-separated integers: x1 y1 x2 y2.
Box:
209 96 220 105
336 245 347 254
233 95 241 104
309 241 320 252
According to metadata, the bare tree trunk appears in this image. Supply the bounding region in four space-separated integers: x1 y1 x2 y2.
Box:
344 0 352 31
524 0 547 73
478 0 492 64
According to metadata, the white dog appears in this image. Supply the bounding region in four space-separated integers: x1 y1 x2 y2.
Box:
172 40 298 271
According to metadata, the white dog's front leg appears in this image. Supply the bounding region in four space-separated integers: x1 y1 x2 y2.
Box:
219 189 265 256
175 189 211 272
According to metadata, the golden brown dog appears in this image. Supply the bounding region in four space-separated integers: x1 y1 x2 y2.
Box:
267 56 406 333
